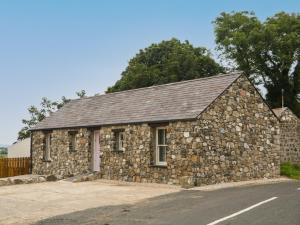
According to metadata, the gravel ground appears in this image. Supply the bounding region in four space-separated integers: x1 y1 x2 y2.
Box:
0 177 290 225
0 179 180 225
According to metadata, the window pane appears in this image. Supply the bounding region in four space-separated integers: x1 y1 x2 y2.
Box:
158 129 165 145
113 131 125 151
70 134 76 152
114 132 119 151
158 146 166 162
68 132 77 152
120 132 124 141
119 132 124 151
45 134 51 161
72 135 76 151
113 140 118 151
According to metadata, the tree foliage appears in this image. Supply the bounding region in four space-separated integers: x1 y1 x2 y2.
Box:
107 38 224 93
214 11 300 116
18 90 86 140
0 147 7 155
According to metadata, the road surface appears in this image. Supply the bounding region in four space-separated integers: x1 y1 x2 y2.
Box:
32 180 300 225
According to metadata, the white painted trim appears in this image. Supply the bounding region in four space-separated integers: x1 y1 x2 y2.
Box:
92 130 100 172
206 197 278 225
155 127 167 165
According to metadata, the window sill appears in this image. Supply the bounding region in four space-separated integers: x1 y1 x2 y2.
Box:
42 160 52 163
112 150 125 153
150 164 167 168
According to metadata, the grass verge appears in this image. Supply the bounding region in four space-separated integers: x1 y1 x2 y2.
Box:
280 163 300 180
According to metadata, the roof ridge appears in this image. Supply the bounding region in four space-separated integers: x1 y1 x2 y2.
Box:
72 71 242 102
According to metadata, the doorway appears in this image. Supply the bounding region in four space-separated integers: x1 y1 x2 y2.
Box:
92 130 100 172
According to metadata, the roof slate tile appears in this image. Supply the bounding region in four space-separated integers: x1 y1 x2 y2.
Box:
32 72 241 130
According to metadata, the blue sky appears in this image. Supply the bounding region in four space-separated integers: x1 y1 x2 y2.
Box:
0 0 299 144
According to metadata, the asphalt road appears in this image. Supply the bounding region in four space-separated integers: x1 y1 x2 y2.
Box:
32 180 300 225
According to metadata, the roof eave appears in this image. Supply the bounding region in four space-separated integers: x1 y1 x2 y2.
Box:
30 117 198 132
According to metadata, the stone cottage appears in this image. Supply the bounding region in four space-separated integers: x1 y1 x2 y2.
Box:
31 72 281 186
273 107 300 165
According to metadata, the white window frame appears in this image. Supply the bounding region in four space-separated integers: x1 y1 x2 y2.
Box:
44 133 52 161
118 131 125 151
155 127 167 166
113 131 125 152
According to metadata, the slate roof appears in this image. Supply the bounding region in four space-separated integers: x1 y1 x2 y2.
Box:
32 72 242 130
272 107 288 118
272 107 299 120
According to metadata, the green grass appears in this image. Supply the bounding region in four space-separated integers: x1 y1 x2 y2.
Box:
281 163 300 180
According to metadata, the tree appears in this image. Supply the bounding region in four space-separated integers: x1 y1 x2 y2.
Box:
18 91 86 140
214 11 300 116
107 38 224 93
76 90 86 99
0 147 7 155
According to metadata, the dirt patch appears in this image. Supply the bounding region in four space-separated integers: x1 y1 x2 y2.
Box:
0 179 180 225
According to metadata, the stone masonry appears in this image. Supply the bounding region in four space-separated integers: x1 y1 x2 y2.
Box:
31 75 280 185
276 108 300 165
99 76 280 185
32 129 91 177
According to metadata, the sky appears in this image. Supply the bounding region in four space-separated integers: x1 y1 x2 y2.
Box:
0 0 299 145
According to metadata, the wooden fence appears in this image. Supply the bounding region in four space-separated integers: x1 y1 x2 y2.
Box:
0 157 31 178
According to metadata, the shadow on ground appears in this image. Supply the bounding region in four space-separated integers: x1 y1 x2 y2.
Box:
31 190 203 225
31 181 300 225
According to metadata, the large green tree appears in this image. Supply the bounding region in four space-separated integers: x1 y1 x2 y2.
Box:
107 38 224 93
214 11 300 116
18 90 86 140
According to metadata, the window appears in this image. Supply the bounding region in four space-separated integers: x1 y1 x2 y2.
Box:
68 131 77 152
113 130 125 152
156 128 167 166
44 132 52 161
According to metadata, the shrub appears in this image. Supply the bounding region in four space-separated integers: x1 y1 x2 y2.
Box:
280 163 300 180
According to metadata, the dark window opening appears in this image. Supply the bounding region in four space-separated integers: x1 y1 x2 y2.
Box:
68 131 78 152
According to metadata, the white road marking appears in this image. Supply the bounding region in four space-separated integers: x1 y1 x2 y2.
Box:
297 188 300 190
207 197 278 225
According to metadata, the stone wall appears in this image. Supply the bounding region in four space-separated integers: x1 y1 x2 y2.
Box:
186 76 280 184
99 124 172 184
99 75 280 185
31 75 281 185
31 129 91 177
278 109 300 165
